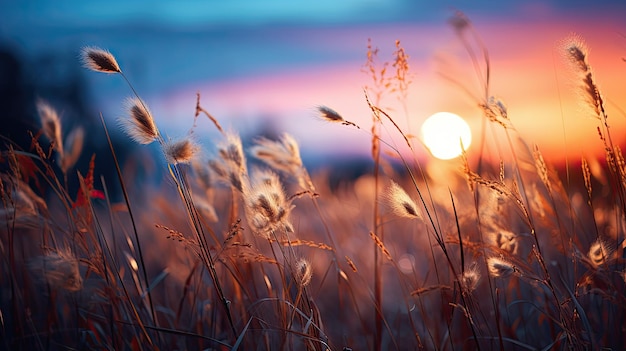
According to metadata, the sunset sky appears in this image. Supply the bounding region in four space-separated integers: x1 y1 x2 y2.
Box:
1 1 625 164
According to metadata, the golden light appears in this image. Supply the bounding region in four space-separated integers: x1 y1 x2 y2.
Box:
420 112 472 160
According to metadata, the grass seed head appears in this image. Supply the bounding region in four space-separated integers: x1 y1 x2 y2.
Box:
164 138 200 164
121 97 159 145
384 181 421 220
250 133 303 181
295 258 312 287
562 35 590 74
220 132 246 170
460 265 481 293
487 257 516 278
491 230 519 255
210 132 247 191
243 170 293 238
317 105 344 122
561 34 604 117
28 250 82 292
81 46 121 73
36 99 64 156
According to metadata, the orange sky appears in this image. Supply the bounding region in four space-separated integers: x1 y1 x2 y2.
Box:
156 16 625 165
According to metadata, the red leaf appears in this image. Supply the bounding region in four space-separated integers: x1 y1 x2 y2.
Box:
90 189 105 200
73 154 98 209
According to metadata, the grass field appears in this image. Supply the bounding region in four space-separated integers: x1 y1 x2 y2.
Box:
1 13 625 350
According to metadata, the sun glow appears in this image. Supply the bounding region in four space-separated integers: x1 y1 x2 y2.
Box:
420 112 472 160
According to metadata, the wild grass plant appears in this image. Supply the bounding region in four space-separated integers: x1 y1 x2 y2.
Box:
1 13 625 350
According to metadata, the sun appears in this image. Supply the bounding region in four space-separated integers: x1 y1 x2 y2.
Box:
420 112 472 160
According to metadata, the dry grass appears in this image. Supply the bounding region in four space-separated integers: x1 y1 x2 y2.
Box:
1 14 625 351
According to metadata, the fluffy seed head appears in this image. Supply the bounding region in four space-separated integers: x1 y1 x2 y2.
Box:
243 170 293 238
460 265 481 293
295 258 312 287
250 133 305 187
81 46 121 73
0 184 43 229
219 132 246 170
317 105 344 122
487 257 516 278
121 97 159 144
384 181 421 219
164 138 200 164
562 35 590 73
28 250 82 292
36 99 64 155
210 132 247 192
491 230 519 255
561 34 605 117
317 105 360 129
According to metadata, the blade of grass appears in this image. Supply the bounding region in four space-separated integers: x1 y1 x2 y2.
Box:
99 113 156 346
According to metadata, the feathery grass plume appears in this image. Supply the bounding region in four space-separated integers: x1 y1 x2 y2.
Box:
588 239 613 268
317 105 343 122
317 105 360 128
219 132 246 170
163 138 199 164
28 250 82 292
3 177 47 211
250 133 311 189
209 131 247 191
490 229 520 255
295 258 313 287
561 35 604 117
486 257 516 278
243 169 293 238
80 46 121 74
250 133 302 174
36 99 64 156
60 127 84 173
121 97 159 144
460 265 481 293
384 180 421 220
0 182 43 229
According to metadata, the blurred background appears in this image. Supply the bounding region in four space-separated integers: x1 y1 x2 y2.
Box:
1 0 625 172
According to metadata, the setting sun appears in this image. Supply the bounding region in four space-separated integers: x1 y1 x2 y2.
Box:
420 112 472 160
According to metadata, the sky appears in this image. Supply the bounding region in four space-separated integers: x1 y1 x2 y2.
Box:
1 0 625 165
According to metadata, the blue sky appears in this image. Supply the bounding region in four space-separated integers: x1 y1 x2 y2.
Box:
4 0 618 28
